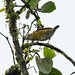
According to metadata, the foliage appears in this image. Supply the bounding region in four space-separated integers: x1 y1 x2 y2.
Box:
43 46 56 59
39 1 56 13
28 0 40 10
1 0 60 75
5 64 21 75
36 56 53 74
0 8 5 12
39 67 62 75
1 0 74 75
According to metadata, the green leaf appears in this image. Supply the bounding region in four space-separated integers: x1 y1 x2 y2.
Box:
32 49 40 53
28 56 33 61
22 48 29 55
39 1 56 13
0 8 5 12
26 10 30 19
22 8 26 12
22 48 28 53
26 0 28 2
43 46 56 59
39 67 62 75
49 67 62 75
28 0 40 9
36 56 53 74
37 19 41 26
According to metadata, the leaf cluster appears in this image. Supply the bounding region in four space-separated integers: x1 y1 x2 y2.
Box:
35 47 62 75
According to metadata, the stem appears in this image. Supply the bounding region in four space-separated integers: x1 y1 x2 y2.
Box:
16 1 40 20
22 42 75 67
70 72 75 75
0 32 15 64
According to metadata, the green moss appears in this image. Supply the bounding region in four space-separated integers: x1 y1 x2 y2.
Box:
5 64 21 75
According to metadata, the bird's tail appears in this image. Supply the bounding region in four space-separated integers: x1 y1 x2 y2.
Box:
53 25 59 32
54 25 59 29
50 25 59 36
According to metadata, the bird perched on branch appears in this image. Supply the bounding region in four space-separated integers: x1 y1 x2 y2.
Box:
26 25 59 42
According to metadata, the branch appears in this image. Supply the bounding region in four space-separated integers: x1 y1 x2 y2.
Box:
5 0 29 75
16 2 40 20
21 0 26 3
0 32 15 64
22 42 75 67
25 19 36 37
70 72 75 75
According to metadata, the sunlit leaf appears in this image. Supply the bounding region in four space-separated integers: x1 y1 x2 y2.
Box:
26 0 28 2
0 8 5 12
22 48 29 55
32 49 40 53
22 48 28 53
28 56 33 61
37 19 41 26
43 46 56 59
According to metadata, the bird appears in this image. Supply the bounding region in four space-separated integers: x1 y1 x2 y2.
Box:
26 25 59 42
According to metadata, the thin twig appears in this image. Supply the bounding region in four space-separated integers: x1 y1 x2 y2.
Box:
70 72 75 75
25 19 36 37
27 65 37 73
15 5 23 7
0 32 15 64
21 0 26 3
22 27 25 44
